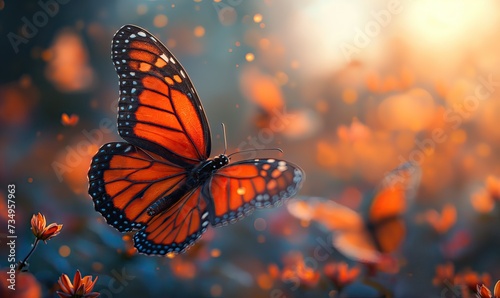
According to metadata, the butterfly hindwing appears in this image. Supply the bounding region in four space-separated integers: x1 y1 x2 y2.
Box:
208 159 304 226
88 142 187 232
112 25 211 165
133 188 209 255
288 198 380 262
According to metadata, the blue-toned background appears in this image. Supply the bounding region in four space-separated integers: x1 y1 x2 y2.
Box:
2 0 500 297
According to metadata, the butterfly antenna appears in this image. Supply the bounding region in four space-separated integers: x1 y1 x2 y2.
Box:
221 123 228 155
228 148 283 158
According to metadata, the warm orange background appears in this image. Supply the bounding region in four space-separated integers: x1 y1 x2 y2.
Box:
1 0 500 297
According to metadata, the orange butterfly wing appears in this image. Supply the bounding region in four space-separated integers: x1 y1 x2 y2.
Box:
112 25 210 165
134 188 210 255
88 142 187 232
287 162 420 263
366 162 421 254
208 159 304 226
288 198 381 262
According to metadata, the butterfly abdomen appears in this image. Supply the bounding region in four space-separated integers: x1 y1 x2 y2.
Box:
146 154 229 217
146 185 189 216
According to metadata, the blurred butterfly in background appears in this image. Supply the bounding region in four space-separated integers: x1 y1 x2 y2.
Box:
287 162 420 271
88 25 304 256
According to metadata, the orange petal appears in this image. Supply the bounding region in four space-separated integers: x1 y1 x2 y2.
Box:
85 276 98 292
493 280 500 298
42 223 63 240
31 213 47 237
56 292 73 298
73 270 82 291
75 283 87 296
477 284 492 298
58 274 74 294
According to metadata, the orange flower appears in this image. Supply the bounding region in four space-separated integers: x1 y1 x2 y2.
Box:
477 284 492 298
281 252 320 288
432 262 455 286
31 213 63 242
454 269 490 295
323 262 360 289
475 280 500 298
57 270 99 298
281 263 320 288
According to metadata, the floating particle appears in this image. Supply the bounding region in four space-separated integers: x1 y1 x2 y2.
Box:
194 26 205 37
245 53 255 62
59 245 71 257
254 218 267 231
154 14 168 27
253 13 263 23
137 4 147 15
210 248 221 258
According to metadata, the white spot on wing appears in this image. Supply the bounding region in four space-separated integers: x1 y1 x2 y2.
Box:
277 164 288 172
138 31 147 37
160 54 169 64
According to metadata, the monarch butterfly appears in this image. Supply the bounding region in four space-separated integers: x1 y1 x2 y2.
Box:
287 162 420 265
88 25 304 256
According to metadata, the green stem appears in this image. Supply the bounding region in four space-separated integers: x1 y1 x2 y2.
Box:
17 238 40 272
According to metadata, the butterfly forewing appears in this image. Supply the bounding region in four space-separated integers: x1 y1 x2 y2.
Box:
367 161 421 221
88 142 187 232
112 25 211 165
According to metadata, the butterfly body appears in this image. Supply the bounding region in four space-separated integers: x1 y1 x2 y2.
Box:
190 154 230 183
88 25 304 255
147 154 229 216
